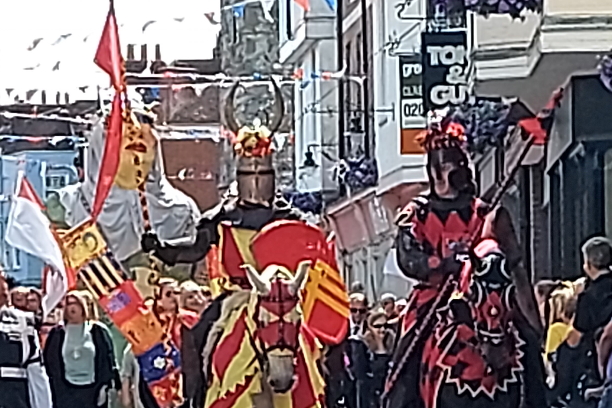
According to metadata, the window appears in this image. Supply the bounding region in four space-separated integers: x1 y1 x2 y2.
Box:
311 49 317 140
345 41 352 129
356 33 362 75
12 248 21 270
355 32 363 111
4 248 10 271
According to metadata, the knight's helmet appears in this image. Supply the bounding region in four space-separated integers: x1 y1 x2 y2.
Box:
223 79 284 207
419 110 476 197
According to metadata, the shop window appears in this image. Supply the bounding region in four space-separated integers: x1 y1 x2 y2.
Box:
12 248 21 270
604 148 612 237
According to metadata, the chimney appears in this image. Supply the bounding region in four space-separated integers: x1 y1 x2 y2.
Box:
127 44 135 60
140 44 148 63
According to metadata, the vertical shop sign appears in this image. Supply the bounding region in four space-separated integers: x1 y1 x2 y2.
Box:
421 30 470 111
398 55 423 128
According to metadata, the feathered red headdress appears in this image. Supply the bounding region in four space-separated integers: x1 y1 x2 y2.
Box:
417 117 468 153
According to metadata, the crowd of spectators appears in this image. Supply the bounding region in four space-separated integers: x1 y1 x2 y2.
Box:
323 281 407 408
535 237 612 408
1 277 212 408
7 236 612 408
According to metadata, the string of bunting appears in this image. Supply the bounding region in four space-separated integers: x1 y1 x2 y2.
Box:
124 67 358 85
4 68 362 103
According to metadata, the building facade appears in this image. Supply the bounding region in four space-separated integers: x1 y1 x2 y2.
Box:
279 0 429 300
543 73 612 280
280 0 612 296
0 148 79 286
473 0 612 280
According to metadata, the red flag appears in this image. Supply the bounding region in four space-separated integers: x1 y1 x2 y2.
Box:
94 0 125 91
91 92 123 218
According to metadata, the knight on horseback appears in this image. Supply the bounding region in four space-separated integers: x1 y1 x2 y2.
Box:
140 78 303 292
139 79 338 408
384 111 546 408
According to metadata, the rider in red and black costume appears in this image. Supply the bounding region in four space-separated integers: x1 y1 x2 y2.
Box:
385 115 546 408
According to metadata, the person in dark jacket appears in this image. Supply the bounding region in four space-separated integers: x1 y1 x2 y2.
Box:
552 237 612 407
43 291 118 408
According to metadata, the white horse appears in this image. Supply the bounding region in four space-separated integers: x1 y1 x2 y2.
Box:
55 112 201 264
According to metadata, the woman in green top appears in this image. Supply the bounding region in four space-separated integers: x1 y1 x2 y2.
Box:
44 291 119 408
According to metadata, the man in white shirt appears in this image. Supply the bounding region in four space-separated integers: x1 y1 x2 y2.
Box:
349 293 368 338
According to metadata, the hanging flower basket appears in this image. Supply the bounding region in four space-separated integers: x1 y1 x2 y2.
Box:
436 0 543 18
344 157 379 193
283 191 324 215
425 99 512 156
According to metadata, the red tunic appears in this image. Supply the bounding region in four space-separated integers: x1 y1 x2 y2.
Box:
400 196 486 337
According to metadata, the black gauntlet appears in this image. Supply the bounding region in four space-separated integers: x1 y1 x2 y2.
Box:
395 228 431 281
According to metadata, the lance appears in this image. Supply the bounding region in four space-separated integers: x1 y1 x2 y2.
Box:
382 132 537 403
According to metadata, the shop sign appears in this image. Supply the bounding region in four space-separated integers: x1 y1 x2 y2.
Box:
421 30 471 111
398 54 424 128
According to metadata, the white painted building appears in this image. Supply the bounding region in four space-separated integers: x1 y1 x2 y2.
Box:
281 0 612 300
278 0 338 195
279 0 429 300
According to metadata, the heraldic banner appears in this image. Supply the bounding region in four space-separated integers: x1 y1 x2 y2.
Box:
60 219 182 407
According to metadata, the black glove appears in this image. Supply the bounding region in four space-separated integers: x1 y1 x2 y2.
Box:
440 255 464 277
141 232 161 253
449 299 473 326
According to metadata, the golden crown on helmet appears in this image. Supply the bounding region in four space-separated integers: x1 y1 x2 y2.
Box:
223 79 284 158
222 80 285 208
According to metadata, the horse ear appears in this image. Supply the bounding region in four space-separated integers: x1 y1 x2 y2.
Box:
289 261 311 296
242 264 271 295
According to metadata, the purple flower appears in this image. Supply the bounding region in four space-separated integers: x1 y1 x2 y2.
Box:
459 0 542 16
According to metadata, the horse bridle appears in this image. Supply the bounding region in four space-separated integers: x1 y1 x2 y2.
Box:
247 279 300 374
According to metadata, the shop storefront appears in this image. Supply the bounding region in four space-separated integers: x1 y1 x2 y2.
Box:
544 73 612 279
471 98 547 279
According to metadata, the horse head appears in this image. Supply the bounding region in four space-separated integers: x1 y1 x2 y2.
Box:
468 239 519 374
242 261 310 394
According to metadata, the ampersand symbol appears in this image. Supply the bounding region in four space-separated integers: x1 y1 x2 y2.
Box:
446 65 466 85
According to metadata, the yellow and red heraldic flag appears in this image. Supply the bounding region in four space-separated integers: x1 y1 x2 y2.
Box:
82 3 183 405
